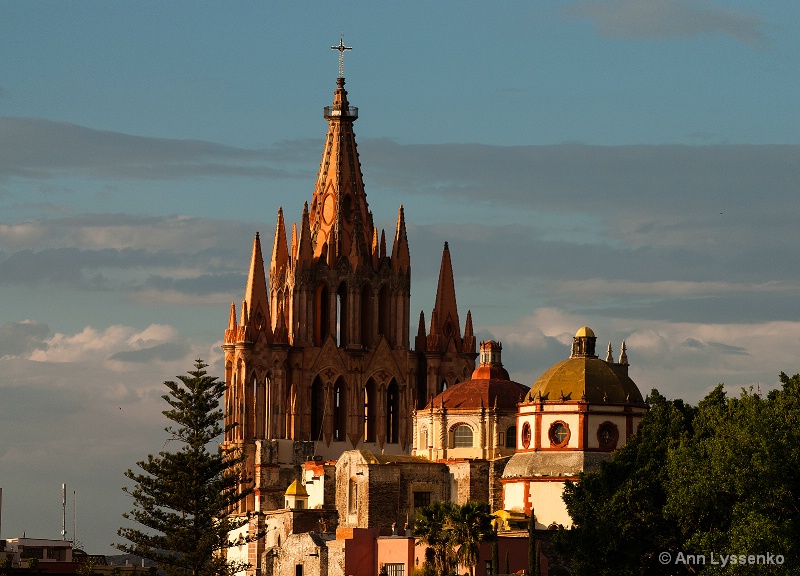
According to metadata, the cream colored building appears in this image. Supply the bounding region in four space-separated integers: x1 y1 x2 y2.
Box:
502 327 648 528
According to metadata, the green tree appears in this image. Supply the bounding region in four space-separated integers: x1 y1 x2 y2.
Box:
415 501 496 576
555 389 694 575
448 502 496 576
664 378 800 574
117 360 254 576
528 510 540 576
557 378 800 575
414 500 458 576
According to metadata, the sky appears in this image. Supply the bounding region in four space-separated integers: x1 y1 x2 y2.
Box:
1 0 799 556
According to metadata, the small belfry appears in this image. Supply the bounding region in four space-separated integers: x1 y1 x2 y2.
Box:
221 38 476 523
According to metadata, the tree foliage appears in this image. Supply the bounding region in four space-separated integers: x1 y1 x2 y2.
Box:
413 501 497 576
117 360 254 576
556 376 800 575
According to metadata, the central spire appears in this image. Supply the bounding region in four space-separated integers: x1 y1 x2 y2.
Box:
308 43 372 266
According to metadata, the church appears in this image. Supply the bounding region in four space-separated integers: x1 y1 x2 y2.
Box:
221 42 647 576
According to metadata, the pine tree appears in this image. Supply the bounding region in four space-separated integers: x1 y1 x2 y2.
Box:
117 360 254 576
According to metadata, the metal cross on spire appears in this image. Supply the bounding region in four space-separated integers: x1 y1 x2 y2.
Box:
331 34 352 78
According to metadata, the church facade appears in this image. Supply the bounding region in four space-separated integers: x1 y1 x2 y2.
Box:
220 63 477 558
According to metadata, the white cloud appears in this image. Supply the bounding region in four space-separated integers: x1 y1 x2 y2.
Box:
484 307 800 403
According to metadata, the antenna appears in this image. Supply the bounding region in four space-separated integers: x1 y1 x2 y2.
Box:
61 483 67 541
73 490 77 548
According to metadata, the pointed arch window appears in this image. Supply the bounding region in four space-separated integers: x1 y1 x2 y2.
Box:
336 282 347 347
378 284 391 343
386 380 399 444
315 283 330 346
311 377 325 441
360 284 372 348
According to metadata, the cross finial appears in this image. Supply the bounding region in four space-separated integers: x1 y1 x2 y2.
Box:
331 34 352 78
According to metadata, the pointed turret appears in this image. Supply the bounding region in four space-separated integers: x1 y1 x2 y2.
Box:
371 227 379 269
605 342 614 363
619 340 629 366
243 233 272 343
290 222 298 270
427 242 462 352
463 310 476 354
270 208 289 279
224 301 238 344
391 205 410 274
415 310 427 351
296 202 313 269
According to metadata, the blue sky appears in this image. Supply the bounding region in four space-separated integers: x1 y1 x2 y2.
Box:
1 0 799 556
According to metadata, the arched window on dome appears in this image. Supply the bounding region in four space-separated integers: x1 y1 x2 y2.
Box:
451 424 473 448
521 422 532 449
597 421 619 451
505 426 517 448
548 421 570 448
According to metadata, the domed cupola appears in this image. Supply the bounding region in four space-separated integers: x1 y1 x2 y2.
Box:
501 327 649 529
524 327 644 405
413 340 529 461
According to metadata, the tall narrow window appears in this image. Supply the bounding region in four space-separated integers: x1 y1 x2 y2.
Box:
378 284 391 343
360 284 372 348
348 477 358 514
333 378 347 441
315 284 329 346
386 380 399 443
336 282 347 347
364 379 376 442
311 377 324 441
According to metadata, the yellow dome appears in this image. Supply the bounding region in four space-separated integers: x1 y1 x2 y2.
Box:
285 479 309 497
575 326 595 338
525 356 644 404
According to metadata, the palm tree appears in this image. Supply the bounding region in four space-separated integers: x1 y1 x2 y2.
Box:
414 500 458 576
447 501 496 576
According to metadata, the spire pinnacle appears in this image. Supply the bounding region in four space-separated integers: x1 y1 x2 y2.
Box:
619 340 629 365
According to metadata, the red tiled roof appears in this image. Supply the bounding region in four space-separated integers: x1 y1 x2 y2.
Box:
426 377 529 410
